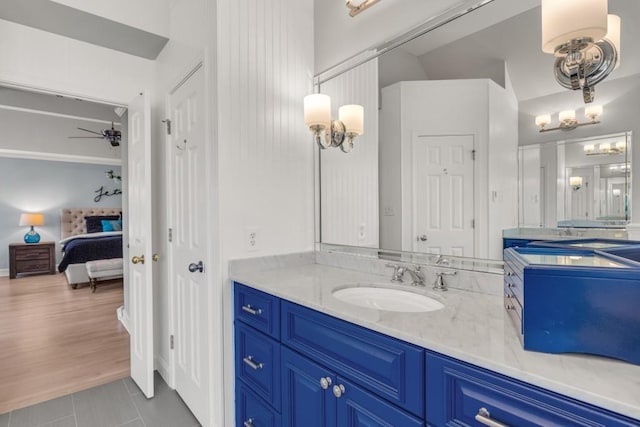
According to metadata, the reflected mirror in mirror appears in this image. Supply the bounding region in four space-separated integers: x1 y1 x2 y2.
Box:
519 132 631 229
317 0 639 261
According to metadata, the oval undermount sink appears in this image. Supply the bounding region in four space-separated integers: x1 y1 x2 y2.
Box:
332 286 444 313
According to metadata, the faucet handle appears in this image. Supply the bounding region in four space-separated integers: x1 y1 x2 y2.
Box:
386 263 405 282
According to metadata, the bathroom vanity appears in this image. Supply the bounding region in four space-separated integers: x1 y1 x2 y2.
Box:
230 257 640 427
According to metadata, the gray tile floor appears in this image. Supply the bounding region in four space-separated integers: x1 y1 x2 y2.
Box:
0 373 200 427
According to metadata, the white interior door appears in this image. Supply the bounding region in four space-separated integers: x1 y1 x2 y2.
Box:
168 65 209 424
412 135 474 256
128 92 154 398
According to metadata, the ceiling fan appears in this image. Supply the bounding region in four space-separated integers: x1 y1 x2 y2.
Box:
68 122 121 147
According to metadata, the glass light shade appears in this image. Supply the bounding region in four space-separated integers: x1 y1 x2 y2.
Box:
559 110 576 123
584 105 603 120
304 94 331 128
19 213 44 226
616 141 626 151
339 104 364 136
612 189 622 196
569 176 583 187
541 0 608 54
535 114 551 127
600 142 611 152
605 14 621 69
584 144 595 153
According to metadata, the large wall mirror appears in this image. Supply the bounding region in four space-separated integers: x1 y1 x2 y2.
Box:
317 0 639 261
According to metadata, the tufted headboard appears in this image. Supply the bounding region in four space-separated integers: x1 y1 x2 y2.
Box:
60 208 122 239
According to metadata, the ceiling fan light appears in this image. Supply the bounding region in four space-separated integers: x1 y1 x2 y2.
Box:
541 0 608 54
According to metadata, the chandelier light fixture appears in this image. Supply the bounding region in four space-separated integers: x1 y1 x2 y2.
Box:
541 0 621 103
304 94 364 153
535 105 603 132
345 0 381 17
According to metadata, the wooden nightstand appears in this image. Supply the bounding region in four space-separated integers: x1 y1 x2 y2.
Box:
9 242 56 279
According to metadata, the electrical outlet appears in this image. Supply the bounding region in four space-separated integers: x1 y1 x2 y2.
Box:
245 227 259 252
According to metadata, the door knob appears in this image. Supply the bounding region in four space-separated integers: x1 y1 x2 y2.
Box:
188 261 204 273
131 255 145 264
152 253 160 262
418 235 428 241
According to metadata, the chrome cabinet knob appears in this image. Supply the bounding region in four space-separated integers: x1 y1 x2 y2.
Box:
319 377 332 390
131 255 145 264
188 261 204 273
332 384 346 398
243 418 254 427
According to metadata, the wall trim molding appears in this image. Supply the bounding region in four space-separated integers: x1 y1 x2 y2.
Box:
0 104 122 126
116 305 130 333
0 268 8 277
0 148 121 166
155 355 173 388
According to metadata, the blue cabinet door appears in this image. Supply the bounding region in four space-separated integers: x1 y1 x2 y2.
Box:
236 382 282 427
335 377 424 427
282 347 336 427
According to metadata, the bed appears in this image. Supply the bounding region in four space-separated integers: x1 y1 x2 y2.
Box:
59 208 123 288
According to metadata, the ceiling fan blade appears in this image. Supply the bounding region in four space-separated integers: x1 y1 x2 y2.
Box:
76 127 104 136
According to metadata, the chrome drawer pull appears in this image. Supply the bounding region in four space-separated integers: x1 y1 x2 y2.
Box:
319 376 332 390
243 355 264 370
243 418 254 427
475 408 509 427
242 305 262 316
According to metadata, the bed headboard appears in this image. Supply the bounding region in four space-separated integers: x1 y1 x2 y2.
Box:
60 208 122 239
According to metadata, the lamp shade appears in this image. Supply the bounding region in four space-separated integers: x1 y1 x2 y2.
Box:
541 0 608 54
559 110 576 123
584 104 603 120
605 14 621 68
535 114 551 127
600 142 611 152
584 144 595 153
339 104 364 136
569 176 583 187
304 94 331 128
19 213 44 227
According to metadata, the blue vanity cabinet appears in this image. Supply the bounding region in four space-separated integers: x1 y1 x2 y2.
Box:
503 247 640 365
502 237 541 249
425 352 639 427
281 346 424 427
234 283 283 427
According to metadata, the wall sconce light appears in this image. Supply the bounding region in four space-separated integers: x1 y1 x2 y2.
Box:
583 139 626 155
346 0 381 17
304 94 364 153
19 212 44 243
535 106 602 132
612 188 622 197
541 0 621 103
569 176 583 191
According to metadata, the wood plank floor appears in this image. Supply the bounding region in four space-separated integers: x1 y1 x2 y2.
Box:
0 273 129 414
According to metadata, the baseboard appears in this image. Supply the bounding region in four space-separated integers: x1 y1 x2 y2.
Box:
155 355 173 388
0 268 8 277
116 305 130 334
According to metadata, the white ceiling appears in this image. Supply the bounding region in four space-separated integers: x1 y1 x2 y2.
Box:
395 0 640 103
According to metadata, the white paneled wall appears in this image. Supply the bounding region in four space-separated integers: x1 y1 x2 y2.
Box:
320 59 379 247
217 1 314 424
217 0 315 260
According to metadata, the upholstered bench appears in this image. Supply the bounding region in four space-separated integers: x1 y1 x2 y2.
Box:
85 258 124 293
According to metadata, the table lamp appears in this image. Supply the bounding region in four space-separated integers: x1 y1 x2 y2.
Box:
19 213 44 244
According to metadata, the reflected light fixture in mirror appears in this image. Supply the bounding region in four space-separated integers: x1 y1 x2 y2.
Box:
304 94 364 153
541 0 621 103
345 0 381 17
535 106 603 132
569 176 583 191
583 138 626 155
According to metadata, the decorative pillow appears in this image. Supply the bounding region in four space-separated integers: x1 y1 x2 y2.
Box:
85 215 120 233
101 219 122 232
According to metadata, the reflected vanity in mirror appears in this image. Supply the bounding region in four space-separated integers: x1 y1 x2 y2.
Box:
316 0 639 262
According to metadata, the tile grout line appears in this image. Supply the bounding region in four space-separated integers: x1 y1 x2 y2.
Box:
71 393 78 427
7 409 12 427
125 380 147 427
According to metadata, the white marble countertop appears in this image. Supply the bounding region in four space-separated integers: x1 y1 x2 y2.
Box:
231 262 640 421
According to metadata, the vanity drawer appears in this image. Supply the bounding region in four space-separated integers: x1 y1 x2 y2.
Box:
281 300 424 417
235 321 281 409
236 382 281 427
426 352 639 427
234 282 280 339
504 290 523 338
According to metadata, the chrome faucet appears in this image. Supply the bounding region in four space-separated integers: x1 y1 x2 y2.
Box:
386 264 406 282
434 255 450 265
405 266 426 287
433 271 457 291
